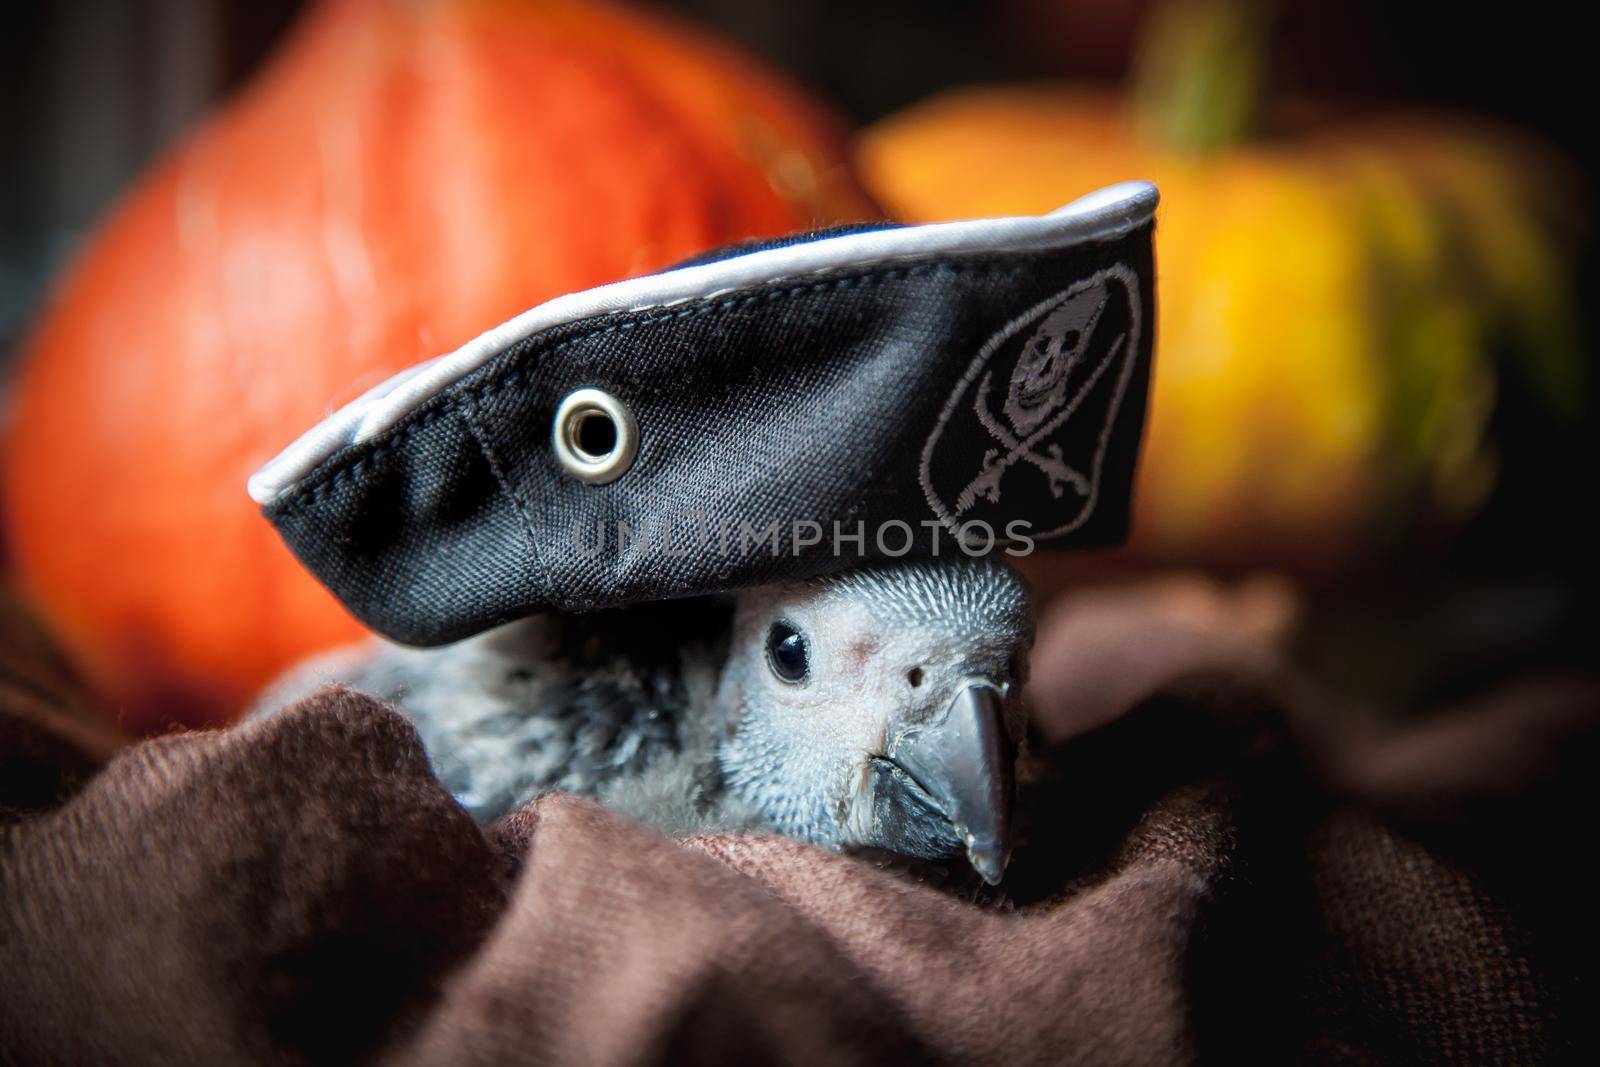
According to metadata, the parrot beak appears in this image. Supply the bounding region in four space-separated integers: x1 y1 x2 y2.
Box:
873 679 1016 884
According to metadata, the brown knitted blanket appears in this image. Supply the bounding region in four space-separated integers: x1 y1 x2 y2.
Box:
2 579 1594 1064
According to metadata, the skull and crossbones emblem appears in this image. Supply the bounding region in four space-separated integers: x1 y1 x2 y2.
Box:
954 280 1122 513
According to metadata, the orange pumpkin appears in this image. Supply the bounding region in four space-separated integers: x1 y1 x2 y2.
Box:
2 0 878 733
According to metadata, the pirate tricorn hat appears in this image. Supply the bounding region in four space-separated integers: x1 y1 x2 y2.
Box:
250 181 1159 646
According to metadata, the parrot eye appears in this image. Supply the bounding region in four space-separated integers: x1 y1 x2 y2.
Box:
765 621 809 684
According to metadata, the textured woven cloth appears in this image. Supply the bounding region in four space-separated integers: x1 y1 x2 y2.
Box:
2 579 1594 1065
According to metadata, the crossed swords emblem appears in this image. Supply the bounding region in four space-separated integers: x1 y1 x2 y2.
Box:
954 281 1126 514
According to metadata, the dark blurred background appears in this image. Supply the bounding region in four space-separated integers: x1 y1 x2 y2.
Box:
5 1 1595 352
3 0 1594 707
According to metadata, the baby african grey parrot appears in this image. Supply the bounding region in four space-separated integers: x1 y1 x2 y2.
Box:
259 556 1034 883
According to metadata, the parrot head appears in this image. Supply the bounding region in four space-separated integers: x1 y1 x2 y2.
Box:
716 556 1034 884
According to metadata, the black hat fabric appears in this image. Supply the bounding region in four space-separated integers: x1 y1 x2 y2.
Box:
250 182 1159 646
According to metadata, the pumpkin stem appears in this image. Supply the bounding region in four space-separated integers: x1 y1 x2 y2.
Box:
1132 0 1274 154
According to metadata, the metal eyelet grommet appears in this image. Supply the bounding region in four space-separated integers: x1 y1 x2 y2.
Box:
552 387 638 485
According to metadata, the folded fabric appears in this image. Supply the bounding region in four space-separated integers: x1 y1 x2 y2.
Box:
3 579 1593 1065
